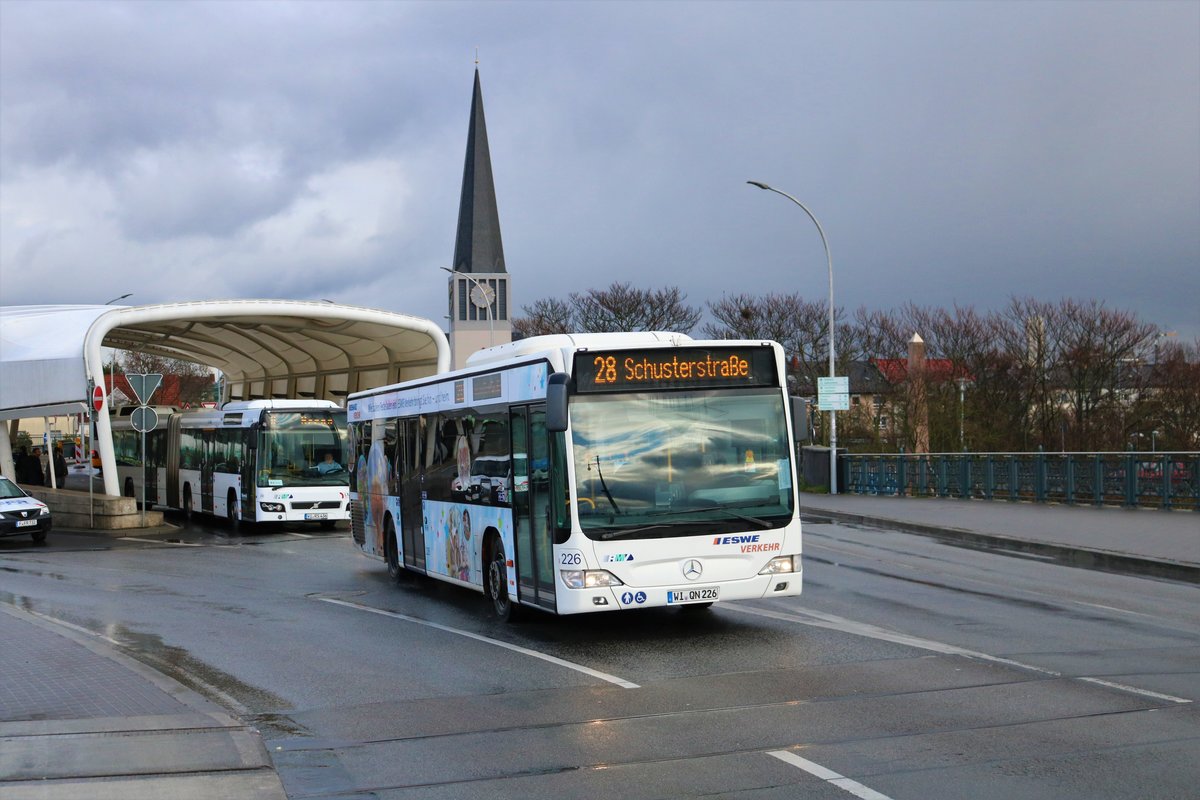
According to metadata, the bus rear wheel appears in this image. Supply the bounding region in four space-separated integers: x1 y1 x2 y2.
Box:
487 535 518 622
183 487 194 522
384 517 402 582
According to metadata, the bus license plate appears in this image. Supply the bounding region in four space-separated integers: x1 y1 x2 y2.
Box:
667 587 718 604
16 519 37 528
304 513 328 520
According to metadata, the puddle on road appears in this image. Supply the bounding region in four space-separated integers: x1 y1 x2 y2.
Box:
0 565 74 581
108 623 291 713
251 712 312 740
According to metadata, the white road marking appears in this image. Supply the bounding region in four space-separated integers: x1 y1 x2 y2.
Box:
1077 677 1194 704
316 596 640 689
120 536 203 547
769 750 894 800
727 603 1191 704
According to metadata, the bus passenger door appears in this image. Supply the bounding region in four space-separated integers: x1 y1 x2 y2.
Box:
241 427 257 520
400 418 425 571
166 415 182 508
200 431 215 513
144 430 161 505
511 406 556 611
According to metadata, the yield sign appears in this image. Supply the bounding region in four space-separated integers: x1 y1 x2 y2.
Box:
126 373 163 406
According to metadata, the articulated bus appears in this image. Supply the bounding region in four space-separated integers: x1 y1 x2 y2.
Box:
347 332 802 619
110 400 350 527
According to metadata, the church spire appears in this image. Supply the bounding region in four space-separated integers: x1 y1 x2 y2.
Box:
452 68 506 274
446 67 512 369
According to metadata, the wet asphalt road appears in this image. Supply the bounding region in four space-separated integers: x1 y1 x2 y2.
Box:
2 514 1198 799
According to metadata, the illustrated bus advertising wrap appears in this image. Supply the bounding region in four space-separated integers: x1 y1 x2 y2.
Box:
347 333 802 620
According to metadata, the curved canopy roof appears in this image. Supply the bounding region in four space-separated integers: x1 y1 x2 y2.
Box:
0 301 449 419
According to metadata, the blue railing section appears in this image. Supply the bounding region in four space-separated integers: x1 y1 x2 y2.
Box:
842 451 1200 511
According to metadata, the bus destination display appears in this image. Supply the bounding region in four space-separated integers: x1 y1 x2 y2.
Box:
574 347 777 392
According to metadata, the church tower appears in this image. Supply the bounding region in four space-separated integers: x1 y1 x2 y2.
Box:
447 68 512 368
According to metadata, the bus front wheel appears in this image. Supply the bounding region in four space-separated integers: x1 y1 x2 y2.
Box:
183 487 194 522
487 535 518 622
227 492 240 532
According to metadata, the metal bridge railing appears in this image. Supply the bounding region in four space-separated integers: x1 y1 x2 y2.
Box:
842 451 1200 511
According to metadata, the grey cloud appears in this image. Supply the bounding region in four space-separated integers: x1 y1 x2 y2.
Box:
1 1 1196 341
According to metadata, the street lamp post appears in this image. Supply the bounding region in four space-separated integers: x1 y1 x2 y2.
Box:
747 180 838 494
441 267 495 347
956 377 974 451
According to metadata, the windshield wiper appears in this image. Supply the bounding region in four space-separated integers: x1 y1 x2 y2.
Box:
599 524 672 540
589 456 621 515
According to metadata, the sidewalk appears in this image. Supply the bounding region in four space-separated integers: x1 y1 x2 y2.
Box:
798 492 1199 584
0 604 286 800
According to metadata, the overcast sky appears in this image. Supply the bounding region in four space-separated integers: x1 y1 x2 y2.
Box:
2 0 1197 344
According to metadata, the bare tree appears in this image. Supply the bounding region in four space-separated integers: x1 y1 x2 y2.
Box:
991 297 1064 450
1053 299 1157 450
845 306 907 363
518 287 1177 454
1145 339 1200 450
703 292 847 395
117 350 213 406
512 297 575 339
570 282 701 333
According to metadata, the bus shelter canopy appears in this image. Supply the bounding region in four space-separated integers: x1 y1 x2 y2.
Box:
0 301 450 494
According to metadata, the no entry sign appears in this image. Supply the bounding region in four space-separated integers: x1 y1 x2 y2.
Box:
92 385 105 412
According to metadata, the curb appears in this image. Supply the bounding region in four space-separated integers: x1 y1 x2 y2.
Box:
800 509 1200 585
54 522 185 538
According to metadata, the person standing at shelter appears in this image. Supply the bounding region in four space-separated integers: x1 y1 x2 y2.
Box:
15 447 35 484
28 447 45 486
53 446 68 487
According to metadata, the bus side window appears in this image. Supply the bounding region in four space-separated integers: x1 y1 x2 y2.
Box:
424 415 439 469
551 431 570 541
384 421 399 494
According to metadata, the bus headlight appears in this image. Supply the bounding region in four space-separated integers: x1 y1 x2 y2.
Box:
560 570 624 589
758 555 799 575
260 502 286 512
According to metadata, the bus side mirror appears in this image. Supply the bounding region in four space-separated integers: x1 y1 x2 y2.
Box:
246 423 259 450
546 372 569 433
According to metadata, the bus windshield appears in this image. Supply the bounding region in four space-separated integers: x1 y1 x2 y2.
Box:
570 389 794 539
257 410 349 488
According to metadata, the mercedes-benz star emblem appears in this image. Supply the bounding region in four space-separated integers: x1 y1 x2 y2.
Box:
683 559 703 580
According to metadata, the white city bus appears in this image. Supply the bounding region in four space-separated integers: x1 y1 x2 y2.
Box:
347 333 802 619
110 400 350 527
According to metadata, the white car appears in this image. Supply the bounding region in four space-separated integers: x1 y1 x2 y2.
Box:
0 476 51 544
